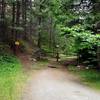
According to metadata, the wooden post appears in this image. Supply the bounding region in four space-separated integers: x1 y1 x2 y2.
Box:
56 45 59 62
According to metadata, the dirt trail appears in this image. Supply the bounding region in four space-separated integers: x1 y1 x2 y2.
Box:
19 54 100 100
18 53 33 72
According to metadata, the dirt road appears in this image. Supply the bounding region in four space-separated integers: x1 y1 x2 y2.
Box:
21 67 100 100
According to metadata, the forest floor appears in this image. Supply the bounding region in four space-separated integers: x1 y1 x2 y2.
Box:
18 53 100 100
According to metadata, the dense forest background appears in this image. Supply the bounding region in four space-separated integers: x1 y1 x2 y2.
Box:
0 0 100 68
0 1 100 99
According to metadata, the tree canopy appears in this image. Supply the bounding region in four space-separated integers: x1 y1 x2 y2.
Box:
0 0 100 67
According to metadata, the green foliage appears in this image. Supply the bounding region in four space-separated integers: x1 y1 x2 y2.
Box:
61 25 100 66
0 52 26 100
0 54 18 73
61 25 100 49
0 44 10 53
9 26 24 31
0 0 100 67
68 65 100 90
58 36 76 55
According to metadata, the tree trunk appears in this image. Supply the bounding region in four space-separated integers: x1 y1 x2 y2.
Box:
97 46 100 68
22 0 27 40
16 0 21 40
11 2 16 41
1 0 6 41
38 16 42 49
29 0 33 40
37 1 42 49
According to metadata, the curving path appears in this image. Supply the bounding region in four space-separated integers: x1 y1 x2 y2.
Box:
21 67 100 100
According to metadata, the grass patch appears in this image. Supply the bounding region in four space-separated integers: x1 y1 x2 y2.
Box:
68 65 100 90
0 53 27 100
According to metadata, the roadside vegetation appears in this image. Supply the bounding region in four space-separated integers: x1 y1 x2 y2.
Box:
0 48 26 100
68 65 100 90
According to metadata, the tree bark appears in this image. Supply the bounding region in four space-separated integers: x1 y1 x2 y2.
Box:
11 2 16 40
22 0 27 40
1 0 6 41
16 0 21 40
38 16 42 49
97 46 100 68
